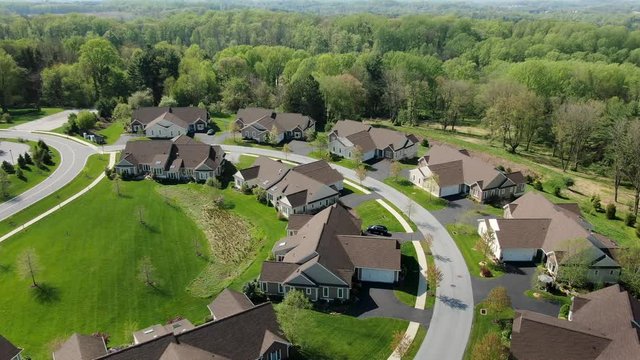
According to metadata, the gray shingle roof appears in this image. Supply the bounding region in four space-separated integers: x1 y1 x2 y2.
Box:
207 289 254 320
52 333 107 360
133 107 207 126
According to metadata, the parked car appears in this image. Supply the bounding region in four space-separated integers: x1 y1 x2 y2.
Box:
366 225 391 236
207 129 215 135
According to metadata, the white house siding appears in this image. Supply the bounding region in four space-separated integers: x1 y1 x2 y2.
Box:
145 123 187 138
330 138 351 158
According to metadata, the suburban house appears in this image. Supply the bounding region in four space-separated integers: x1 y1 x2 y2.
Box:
52 301 290 360
477 192 620 284
132 319 194 344
115 135 225 182
510 285 640 360
0 335 23 360
235 107 315 144
207 288 254 321
259 204 402 301
233 156 344 218
52 334 107 360
328 120 419 161
409 144 526 202
130 107 209 138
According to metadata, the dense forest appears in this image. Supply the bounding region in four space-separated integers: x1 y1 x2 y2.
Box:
1 5 640 213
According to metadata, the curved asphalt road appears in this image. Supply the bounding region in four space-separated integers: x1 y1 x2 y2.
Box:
218 145 474 360
0 130 97 222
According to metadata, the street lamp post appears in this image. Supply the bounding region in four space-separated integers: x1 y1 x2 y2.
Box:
9 149 14 164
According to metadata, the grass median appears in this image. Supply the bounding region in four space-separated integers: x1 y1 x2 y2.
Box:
0 153 109 237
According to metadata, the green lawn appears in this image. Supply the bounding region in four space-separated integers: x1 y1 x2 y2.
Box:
279 306 408 360
156 183 287 295
2 139 61 199
395 242 420 307
384 178 448 212
447 224 505 278
210 114 235 132
403 325 427 360
97 120 126 145
343 182 365 195
0 108 64 129
355 200 405 233
0 180 213 359
234 154 258 170
464 302 514 360
0 154 109 237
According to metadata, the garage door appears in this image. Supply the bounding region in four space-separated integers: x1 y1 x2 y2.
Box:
502 249 536 262
360 268 396 283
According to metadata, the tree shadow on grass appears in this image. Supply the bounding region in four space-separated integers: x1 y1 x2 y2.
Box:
145 284 171 298
0 263 10 273
32 283 60 304
141 222 160 234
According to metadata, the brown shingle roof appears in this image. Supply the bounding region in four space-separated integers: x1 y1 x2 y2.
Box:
260 261 300 282
511 310 612 360
511 285 640 360
92 303 287 360
345 131 377 153
52 333 107 360
0 335 21 360
338 235 401 270
274 113 314 132
133 107 207 126
158 342 224 360
207 289 254 320
177 303 288 360
238 156 290 187
491 218 551 249
292 160 343 187
424 144 507 189
330 120 417 153
425 160 465 187
287 214 313 232
236 108 275 126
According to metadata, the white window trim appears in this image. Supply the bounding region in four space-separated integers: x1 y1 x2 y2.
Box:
322 287 328 297
337 288 344 299
278 284 283 294
306 288 312 295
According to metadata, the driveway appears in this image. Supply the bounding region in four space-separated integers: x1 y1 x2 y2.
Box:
10 109 85 131
471 263 561 317
348 284 432 326
0 130 97 222
431 196 495 226
220 145 473 360
287 140 312 156
338 192 379 208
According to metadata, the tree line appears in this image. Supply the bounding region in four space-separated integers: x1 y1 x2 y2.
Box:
1 9 640 212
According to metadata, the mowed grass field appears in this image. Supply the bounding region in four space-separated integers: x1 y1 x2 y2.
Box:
0 180 212 359
0 108 64 129
354 199 405 233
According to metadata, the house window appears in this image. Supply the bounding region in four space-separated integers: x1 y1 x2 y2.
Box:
261 282 267 292
306 288 312 295
610 270 615 275
322 287 328 297
594 270 599 276
269 349 282 360
278 284 284 294
337 288 344 299
277 255 284 261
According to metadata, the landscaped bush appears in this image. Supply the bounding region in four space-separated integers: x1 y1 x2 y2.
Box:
1 161 15 174
421 138 429 148
205 177 222 189
625 213 637 227
559 303 570 319
605 203 617 220
563 177 575 188
591 194 602 212
253 187 267 204
243 280 267 304
553 186 562 197
15 167 24 180
17 154 26 169
533 180 543 191
480 265 493 278
1 113 12 123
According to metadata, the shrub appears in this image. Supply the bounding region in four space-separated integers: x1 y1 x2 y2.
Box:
205 177 222 189
636 223 640 238
480 265 493 278
496 165 505 172
421 138 430 148
563 177 575 188
591 194 602 212
0 113 12 123
605 203 616 220
23 152 32 165
533 180 543 191
559 303 570 319
625 213 637 227
553 186 562 197
17 154 26 168
1 161 15 174
253 187 267 204
242 280 267 304
240 183 251 195
15 167 24 180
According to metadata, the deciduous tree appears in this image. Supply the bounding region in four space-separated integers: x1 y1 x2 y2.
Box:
17 248 41 288
485 286 511 313
137 256 158 287
471 332 508 360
